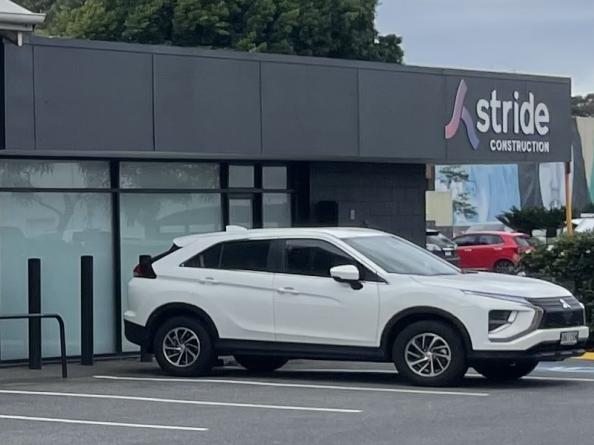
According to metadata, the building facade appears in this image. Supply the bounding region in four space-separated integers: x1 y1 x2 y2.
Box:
0 36 572 360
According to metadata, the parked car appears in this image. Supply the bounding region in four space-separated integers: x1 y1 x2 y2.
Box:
426 229 459 265
453 231 533 273
125 226 587 387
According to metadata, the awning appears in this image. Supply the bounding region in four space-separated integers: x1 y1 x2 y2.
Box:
0 0 45 45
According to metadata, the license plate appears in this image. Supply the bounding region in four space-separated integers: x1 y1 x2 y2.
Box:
445 251 452 257
560 331 579 346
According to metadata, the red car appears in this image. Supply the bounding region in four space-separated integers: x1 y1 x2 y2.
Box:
452 231 533 273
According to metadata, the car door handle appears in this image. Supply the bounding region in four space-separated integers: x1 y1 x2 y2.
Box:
199 277 219 285
463 249 473 252
277 286 299 295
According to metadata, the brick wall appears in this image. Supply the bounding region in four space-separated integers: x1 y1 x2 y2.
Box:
309 162 426 245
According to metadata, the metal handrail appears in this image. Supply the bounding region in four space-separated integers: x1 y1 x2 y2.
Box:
0 314 67 378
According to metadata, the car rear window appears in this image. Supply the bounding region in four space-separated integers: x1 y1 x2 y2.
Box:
514 236 531 248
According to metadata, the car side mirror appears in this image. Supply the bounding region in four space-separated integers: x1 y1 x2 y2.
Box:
330 265 362 290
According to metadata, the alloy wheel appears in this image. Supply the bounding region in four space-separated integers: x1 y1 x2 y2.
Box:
404 333 452 377
162 327 201 368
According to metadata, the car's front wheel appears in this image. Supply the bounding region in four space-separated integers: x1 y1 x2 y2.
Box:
473 359 538 381
393 321 468 387
154 316 215 377
234 355 288 372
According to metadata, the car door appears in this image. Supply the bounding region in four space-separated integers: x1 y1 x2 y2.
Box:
454 234 481 269
476 234 505 269
273 238 380 347
180 239 275 341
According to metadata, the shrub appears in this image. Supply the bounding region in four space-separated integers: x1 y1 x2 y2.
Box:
520 233 594 334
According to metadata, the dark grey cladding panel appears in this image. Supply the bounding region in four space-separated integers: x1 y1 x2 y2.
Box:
444 75 570 163
154 55 261 154
33 45 153 151
4 43 35 150
358 70 445 159
261 62 358 157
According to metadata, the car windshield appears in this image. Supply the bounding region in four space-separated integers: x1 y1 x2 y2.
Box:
344 235 460 276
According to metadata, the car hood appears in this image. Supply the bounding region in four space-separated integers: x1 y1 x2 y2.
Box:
409 272 571 299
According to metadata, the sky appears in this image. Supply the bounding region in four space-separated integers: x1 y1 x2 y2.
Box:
376 0 594 96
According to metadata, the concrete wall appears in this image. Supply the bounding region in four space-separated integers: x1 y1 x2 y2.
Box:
309 162 426 245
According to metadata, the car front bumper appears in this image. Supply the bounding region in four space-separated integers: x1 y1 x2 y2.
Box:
469 341 587 362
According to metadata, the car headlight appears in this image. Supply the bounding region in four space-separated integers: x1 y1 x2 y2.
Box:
461 289 532 306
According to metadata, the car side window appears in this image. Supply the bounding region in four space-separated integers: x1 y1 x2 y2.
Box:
183 240 273 272
478 235 503 245
182 243 222 269
283 239 357 278
454 235 478 247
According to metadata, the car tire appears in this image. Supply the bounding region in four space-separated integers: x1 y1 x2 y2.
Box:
473 359 538 382
494 259 515 274
234 355 288 372
154 316 215 377
392 320 467 387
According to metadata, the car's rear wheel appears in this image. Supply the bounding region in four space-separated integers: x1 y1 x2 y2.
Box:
494 259 515 274
154 316 215 377
234 355 288 372
473 359 538 381
393 321 467 387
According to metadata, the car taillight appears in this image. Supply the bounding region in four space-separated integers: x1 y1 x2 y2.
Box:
133 255 156 279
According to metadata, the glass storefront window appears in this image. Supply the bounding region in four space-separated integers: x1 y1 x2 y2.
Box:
120 162 219 189
119 193 222 350
263 193 291 228
263 166 287 189
229 198 253 228
228 165 254 188
0 191 114 359
0 160 110 188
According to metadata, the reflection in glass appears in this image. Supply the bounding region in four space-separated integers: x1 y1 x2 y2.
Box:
262 166 287 189
0 192 114 359
229 198 253 228
0 160 110 188
263 194 291 228
119 193 222 350
228 165 254 188
120 162 219 189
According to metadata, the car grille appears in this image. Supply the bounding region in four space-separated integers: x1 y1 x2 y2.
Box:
526 296 585 329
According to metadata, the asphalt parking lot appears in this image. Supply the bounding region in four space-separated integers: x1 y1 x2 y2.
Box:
1 357 594 445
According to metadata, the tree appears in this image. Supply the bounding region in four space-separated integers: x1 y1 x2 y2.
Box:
572 94 594 117
497 206 567 237
35 0 402 63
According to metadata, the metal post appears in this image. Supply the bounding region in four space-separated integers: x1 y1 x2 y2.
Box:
80 256 94 365
565 161 574 236
27 258 42 370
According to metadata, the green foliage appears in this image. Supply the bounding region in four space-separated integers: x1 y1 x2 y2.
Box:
572 93 594 117
32 0 403 63
520 233 594 321
497 206 567 236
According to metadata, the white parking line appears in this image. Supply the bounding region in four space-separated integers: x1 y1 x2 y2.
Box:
0 390 359 414
275 368 594 384
0 415 208 432
93 375 489 397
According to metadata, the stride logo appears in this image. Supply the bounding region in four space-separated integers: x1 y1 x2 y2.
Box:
445 79 551 154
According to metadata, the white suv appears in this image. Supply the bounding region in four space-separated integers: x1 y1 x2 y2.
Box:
124 227 589 386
